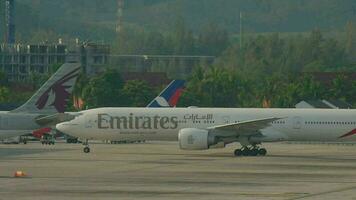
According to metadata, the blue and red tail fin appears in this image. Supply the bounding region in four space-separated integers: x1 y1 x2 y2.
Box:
147 80 185 108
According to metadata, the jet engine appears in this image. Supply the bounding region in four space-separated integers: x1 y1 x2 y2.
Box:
178 128 217 150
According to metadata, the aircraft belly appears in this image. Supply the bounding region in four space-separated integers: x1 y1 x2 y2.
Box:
287 130 322 141
84 128 178 141
285 126 356 142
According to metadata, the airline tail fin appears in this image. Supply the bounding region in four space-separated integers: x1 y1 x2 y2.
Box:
147 80 185 108
10 63 81 114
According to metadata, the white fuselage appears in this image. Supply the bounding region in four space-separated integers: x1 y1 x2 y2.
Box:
57 107 356 143
0 111 41 140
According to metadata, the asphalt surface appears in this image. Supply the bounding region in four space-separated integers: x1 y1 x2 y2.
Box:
0 141 356 200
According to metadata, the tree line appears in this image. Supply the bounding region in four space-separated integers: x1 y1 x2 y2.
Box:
73 67 356 109
1 18 356 109
66 19 356 109
0 66 355 110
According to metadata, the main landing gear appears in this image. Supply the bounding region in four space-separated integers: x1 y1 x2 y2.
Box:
83 139 90 153
234 146 267 157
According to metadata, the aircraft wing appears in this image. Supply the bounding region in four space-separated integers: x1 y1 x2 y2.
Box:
208 117 282 136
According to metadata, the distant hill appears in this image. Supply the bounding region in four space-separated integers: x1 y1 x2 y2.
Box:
1 0 356 43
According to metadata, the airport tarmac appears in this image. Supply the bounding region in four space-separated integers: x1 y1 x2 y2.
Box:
0 142 356 200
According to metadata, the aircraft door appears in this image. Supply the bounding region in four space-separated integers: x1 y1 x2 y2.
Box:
293 116 302 129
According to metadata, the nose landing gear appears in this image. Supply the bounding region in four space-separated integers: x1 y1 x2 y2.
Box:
234 146 267 157
83 139 90 153
83 146 90 153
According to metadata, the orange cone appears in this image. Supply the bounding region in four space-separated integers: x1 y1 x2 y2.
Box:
14 171 27 178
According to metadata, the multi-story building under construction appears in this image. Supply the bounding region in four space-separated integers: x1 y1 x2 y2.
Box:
0 41 110 81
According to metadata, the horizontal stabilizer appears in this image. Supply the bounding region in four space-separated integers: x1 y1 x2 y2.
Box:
35 113 78 126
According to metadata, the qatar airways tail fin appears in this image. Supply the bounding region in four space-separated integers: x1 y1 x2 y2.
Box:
10 63 81 114
147 80 185 108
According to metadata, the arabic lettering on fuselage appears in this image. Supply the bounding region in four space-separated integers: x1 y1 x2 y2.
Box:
183 114 214 121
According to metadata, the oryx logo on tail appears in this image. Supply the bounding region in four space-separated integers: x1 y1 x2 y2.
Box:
36 67 81 112
10 63 81 114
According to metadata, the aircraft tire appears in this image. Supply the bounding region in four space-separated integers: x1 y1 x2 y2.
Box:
242 148 250 156
83 147 90 153
258 148 267 156
250 149 259 156
234 149 242 156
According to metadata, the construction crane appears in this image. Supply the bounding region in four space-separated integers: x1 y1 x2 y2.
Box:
5 0 15 44
116 0 124 33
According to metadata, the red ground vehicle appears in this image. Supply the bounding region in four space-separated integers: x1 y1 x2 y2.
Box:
32 128 55 145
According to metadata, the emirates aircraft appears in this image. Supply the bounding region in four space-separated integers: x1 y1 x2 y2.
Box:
56 107 356 155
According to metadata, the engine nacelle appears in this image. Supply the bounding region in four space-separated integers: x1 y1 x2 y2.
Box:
178 128 217 150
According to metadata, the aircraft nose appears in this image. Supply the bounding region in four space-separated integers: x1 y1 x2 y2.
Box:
56 122 70 134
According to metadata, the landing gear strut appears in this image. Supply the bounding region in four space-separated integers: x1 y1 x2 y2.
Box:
234 146 267 157
83 139 90 153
